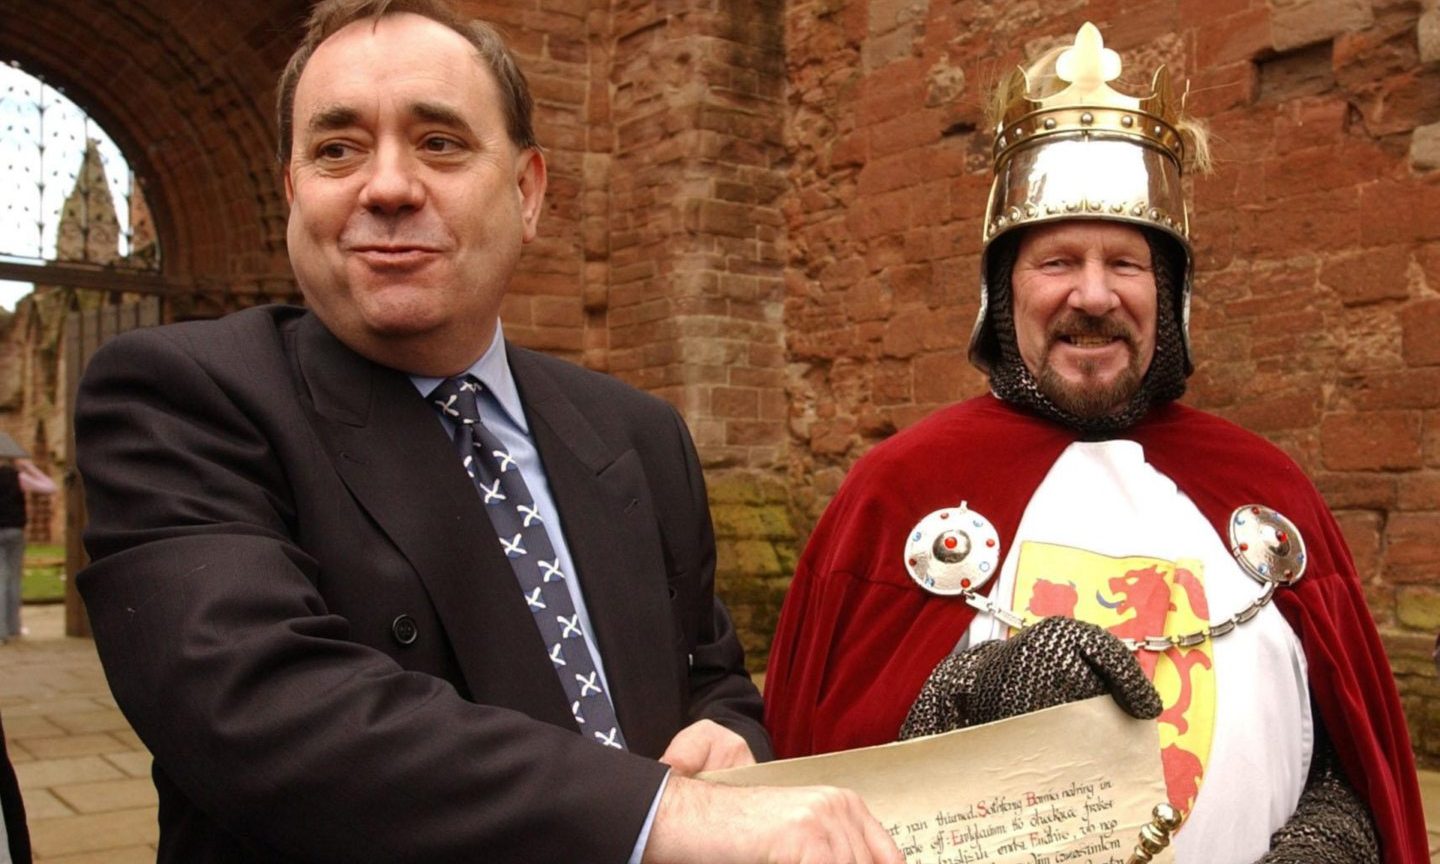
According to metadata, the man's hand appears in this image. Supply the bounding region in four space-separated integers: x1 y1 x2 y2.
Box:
642 775 905 864
659 719 756 776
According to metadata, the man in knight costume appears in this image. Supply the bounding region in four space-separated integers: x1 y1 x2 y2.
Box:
763 22 1427 863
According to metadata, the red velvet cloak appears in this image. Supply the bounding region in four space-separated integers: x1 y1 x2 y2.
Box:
763 395 1426 862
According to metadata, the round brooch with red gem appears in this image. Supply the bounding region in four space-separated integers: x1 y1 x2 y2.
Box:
1228 504 1307 586
903 501 1001 596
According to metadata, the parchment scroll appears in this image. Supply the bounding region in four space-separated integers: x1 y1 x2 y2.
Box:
703 696 1175 864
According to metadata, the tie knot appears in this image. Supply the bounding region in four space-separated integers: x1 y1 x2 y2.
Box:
428 375 483 425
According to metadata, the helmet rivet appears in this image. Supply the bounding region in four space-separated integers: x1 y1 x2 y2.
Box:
1065 201 1080 212
997 135 1007 148
1043 117 1057 130
1110 202 1124 213
1148 208 1160 220
1080 112 1094 125
1121 115 1134 127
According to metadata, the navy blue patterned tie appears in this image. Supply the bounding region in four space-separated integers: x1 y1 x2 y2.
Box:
429 375 627 750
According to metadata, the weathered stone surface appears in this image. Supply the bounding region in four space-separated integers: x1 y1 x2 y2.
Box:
1272 0 1374 52
1420 8 1440 64
1397 586 1440 630
1411 121 1440 171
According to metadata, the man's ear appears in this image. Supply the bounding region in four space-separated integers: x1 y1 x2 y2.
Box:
283 163 295 207
516 148 547 244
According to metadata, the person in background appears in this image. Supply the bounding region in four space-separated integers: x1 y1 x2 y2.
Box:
763 21 1426 864
0 455 57 645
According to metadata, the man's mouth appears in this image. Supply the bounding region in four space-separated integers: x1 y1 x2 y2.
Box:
1061 334 1120 348
349 245 442 254
347 245 444 270
1049 313 1132 350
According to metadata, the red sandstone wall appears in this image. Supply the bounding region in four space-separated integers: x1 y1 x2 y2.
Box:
782 0 1440 761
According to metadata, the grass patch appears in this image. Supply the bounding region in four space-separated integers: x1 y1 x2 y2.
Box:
22 543 65 604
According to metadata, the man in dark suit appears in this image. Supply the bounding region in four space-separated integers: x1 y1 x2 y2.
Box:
74 2 900 862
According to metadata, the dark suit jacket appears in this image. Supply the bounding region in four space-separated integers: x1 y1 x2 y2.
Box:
0 711 31 863
75 306 768 863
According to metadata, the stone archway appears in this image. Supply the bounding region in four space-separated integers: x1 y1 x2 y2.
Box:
0 0 305 290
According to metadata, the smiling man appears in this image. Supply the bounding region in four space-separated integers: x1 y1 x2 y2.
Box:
71 2 899 863
764 21 1427 864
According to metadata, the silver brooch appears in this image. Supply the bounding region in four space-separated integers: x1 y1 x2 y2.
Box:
903 501 1001 596
1228 505 1307 586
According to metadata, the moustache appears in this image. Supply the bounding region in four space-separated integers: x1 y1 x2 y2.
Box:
1046 313 1135 346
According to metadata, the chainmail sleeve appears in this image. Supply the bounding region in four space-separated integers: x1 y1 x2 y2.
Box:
899 616 1162 738
1255 724 1379 864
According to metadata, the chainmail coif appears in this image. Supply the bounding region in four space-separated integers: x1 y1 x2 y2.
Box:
980 229 1188 437
899 617 1162 737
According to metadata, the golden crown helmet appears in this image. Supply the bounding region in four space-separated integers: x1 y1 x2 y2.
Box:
969 21 1198 374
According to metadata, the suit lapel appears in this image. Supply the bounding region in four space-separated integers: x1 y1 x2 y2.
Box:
291 316 576 731
509 347 681 757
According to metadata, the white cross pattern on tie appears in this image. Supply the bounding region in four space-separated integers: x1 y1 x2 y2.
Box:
433 394 462 418
479 479 505 504
500 533 526 557
558 613 581 638
427 374 627 752
518 503 543 527
576 671 601 697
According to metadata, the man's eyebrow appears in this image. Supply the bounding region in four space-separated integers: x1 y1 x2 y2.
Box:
408 101 474 133
306 105 361 135
300 101 478 139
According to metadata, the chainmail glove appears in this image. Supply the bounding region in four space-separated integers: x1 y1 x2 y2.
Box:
1254 735 1378 864
900 616 1162 739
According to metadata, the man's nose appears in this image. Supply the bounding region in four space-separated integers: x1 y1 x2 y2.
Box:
1068 259 1120 316
358 144 424 214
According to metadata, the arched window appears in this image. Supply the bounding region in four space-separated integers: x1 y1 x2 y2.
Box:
0 59 160 310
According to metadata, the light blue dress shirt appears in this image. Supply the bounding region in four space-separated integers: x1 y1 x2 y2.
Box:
410 321 666 863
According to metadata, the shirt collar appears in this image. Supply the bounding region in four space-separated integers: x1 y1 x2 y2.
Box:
409 320 529 433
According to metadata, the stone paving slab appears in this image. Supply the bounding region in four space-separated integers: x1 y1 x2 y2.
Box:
27 807 160 859
2 605 158 862
14 755 126 790
103 749 153 778
51 778 159 814
20 732 136 760
43 847 158 864
18 788 73 821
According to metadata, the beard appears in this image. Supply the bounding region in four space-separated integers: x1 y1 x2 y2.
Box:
1032 313 1147 418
